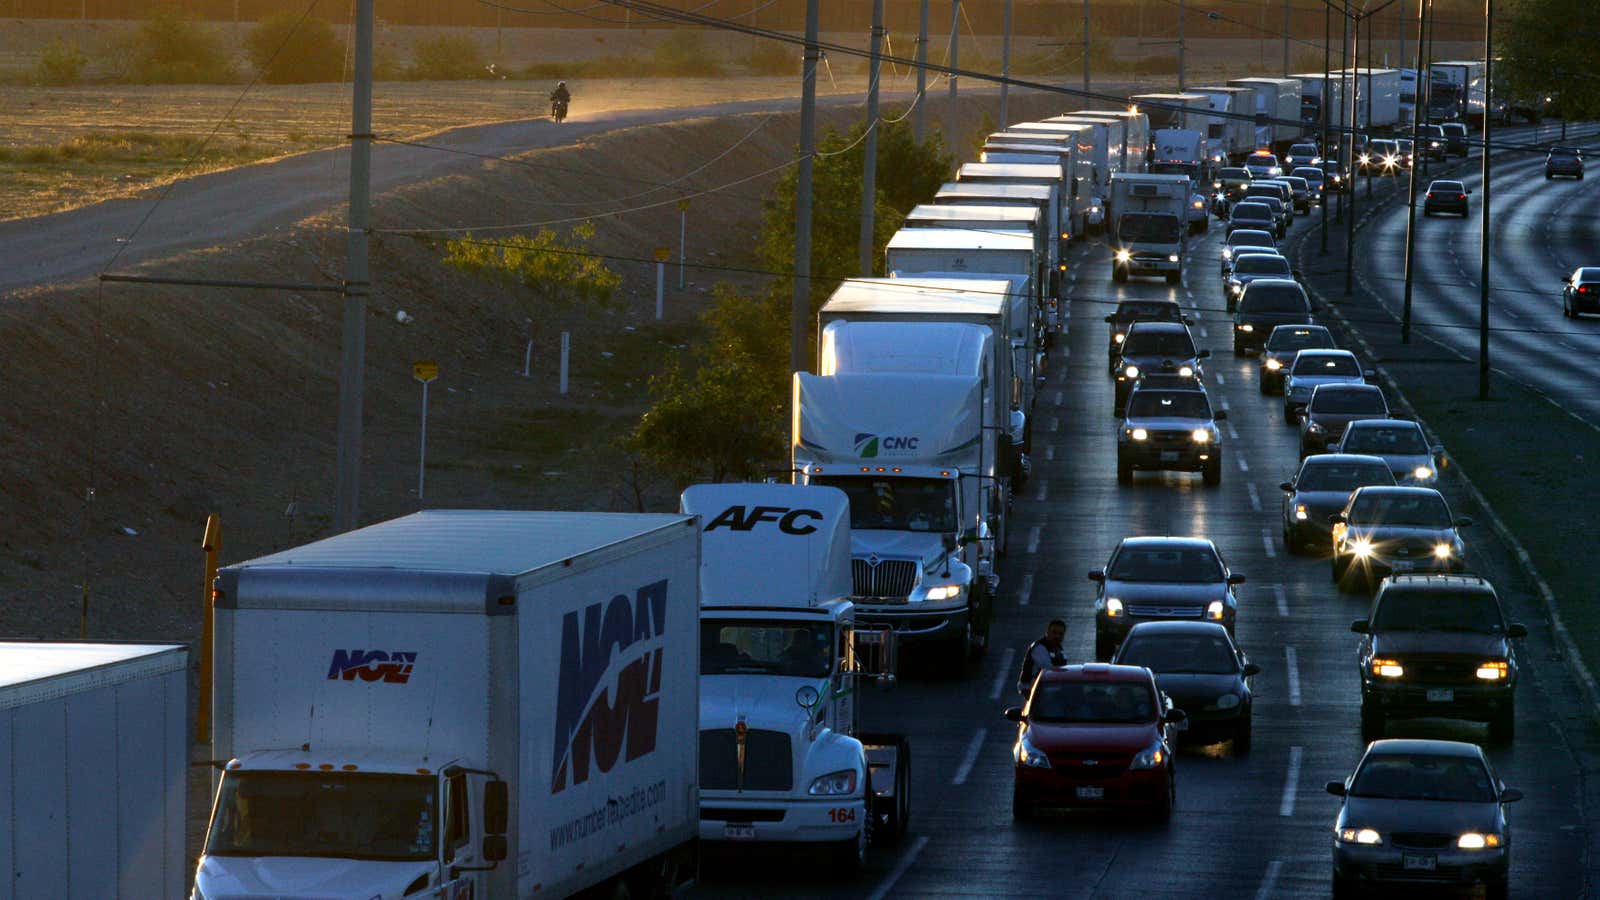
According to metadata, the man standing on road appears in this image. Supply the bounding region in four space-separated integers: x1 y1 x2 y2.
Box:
1017 618 1068 697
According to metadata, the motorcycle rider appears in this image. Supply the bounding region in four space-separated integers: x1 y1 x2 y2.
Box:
549 81 571 120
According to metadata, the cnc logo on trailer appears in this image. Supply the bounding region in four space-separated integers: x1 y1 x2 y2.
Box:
551 579 670 794
854 432 919 459
326 649 419 684
703 505 821 535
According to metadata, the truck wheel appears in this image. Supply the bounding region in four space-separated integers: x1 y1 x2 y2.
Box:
1202 458 1222 487
1113 266 1128 284
1488 706 1515 744
871 741 911 844
830 778 871 874
1166 270 1181 286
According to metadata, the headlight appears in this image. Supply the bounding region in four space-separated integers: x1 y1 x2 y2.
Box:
808 768 859 795
1412 465 1434 480
1191 428 1210 443
1168 254 1180 263
1116 249 1133 262
1131 428 1148 441
1105 597 1124 617
1193 200 1205 209
1359 154 1371 164
1295 504 1308 521
1216 693 1241 709
1015 730 1052 769
1384 155 1398 165
925 584 962 601
1213 181 1222 189
1475 661 1509 681
1371 658 1404 678
1458 832 1502 849
1221 248 1233 260
1266 358 1282 370
1124 365 1140 379
1350 538 1372 557
1307 421 1326 434
1230 283 1244 295
1338 827 1383 845
1206 600 1225 620
1433 543 1452 559
1178 365 1194 378
1130 739 1166 770
1238 323 1254 333
1114 332 1126 343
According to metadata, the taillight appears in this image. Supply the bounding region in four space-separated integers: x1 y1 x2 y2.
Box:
1581 286 1591 294
1458 194 1466 200
1426 192 1433 198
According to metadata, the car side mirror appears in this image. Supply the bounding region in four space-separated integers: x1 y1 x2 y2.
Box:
1326 780 1347 797
1363 368 1376 378
1292 268 1304 279
1165 708 1188 724
1279 481 1295 492
1242 663 1261 677
1197 349 1212 359
1213 410 1228 421
1087 570 1106 582
1104 314 1117 323
1507 623 1528 638
482 834 508 863
1500 788 1523 804
1004 706 1024 722
1227 573 1247 585
1328 513 1346 524
1351 619 1369 634
1455 516 1474 527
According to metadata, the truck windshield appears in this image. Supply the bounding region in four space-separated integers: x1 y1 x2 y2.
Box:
1118 213 1181 243
205 772 435 861
810 475 958 533
702 620 834 678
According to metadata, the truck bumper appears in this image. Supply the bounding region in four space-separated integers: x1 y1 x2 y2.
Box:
855 605 970 646
699 797 865 844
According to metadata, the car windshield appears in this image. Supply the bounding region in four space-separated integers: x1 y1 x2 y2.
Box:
1551 148 1580 158
1267 328 1332 351
1295 169 1325 184
811 475 958 533
1220 168 1248 180
1296 461 1395 492
1349 754 1497 803
1108 545 1223 582
1235 256 1292 276
205 772 435 861
1120 212 1182 243
1348 491 1452 526
1230 233 1275 250
1127 391 1211 419
1290 145 1318 156
1028 680 1156 723
1115 633 1239 674
1122 331 1196 357
1116 301 1182 321
1240 285 1309 313
1342 425 1429 455
1294 355 1362 377
1232 204 1273 222
701 620 834 678
1310 387 1385 413
1372 589 1505 633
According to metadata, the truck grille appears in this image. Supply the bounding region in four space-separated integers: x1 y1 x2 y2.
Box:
852 558 919 600
700 729 794 792
1146 430 1194 448
1394 655 1481 684
1127 604 1204 618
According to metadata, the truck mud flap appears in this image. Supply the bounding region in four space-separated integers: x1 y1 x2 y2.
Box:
858 734 911 846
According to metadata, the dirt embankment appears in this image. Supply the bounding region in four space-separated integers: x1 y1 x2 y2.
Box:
0 88 1076 647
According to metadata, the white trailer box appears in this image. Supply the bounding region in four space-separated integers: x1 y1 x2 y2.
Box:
1106 172 1191 283
1340 67 1402 130
1051 114 1129 179
1191 86 1258 161
198 510 701 900
1229 76 1304 150
1093 110 1151 173
981 143 1088 243
885 227 1042 307
1292 73 1348 134
1430 60 1488 122
1129 92 1212 133
1010 120 1112 190
0 642 187 900
904 204 1047 270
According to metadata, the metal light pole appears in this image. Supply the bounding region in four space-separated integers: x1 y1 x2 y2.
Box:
915 0 929 141
1478 0 1492 400
1083 0 1091 94
1321 0 1332 254
860 0 884 276
1178 0 1187 91
946 0 960 151
335 0 375 533
1338 5 1349 228
1366 12 1375 201
1344 9 1356 297
1284 0 1292 75
792 0 820 376
1400 0 1428 343
1000 0 1013 128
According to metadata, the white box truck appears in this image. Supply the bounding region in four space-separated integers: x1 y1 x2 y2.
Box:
1341 67 1402 131
981 141 1087 246
1106 172 1190 285
1051 114 1129 179
1129 92 1213 133
1010 120 1112 191
1191 85 1258 162
1148 129 1215 233
955 162 1064 263
196 510 701 900
1 642 187 900
885 227 1047 333
1228 76 1304 152
904 204 1045 269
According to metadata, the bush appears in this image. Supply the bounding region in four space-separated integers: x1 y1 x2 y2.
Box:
649 31 723 77
741 39 794 76
35 40 87 85
246 13 346 84
121 6 235 84
443 223 623 313
409 34 488 81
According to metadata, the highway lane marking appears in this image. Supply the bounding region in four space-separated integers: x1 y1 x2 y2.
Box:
1561 340 1579 351
1254 860 1285 900
1027 526 1042 554
1226 421 1239 439
990 648 1017 701
866 835 929 900
1246 482 1261 511
1055 391 1064 406
1216 373 1226 385
1050 417 1060 432
951 728 987 785
1018 573 1034 607
1045 445 1056 461
1279 746 1303 817
1273 583 1288 617
1285 646 1301 706
1504 307 1520 319
1035 481 1048 502
1261 529 1275 559
1236 451 1249 472
1198 325 1209 337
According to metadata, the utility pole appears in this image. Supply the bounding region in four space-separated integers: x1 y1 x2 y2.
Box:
1343 9 1355 297
792 0 820 377
1479 0 1492 400
1284 0 1292 75
1083 0 1091 94
860 0 885 276
1178 0 1187 91
946 0 960 151
335 0 374 533
1000 0 1013 128
1401 0 1428 343
1321 0 1331 255
915 0 929 141
1337 9 1348 226
1365 13 1374 201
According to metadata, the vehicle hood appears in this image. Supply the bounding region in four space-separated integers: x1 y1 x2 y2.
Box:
700 674 823 736
1150 672 1243 708
1339 796 1501 837
852 530 945 568
1346 524 1460 548
1371 631 1509 659
1103 581 1228 606
1347 452 1432 479
194 855 435 900
1120 352 1200 370
1124 415 1213 432
1025 720 1158 753
1307 410 1387 433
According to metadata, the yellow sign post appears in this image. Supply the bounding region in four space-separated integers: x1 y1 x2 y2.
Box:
414 361 438 502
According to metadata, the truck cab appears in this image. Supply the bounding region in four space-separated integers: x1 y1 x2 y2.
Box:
1107 173 1192 285
683 483 909 871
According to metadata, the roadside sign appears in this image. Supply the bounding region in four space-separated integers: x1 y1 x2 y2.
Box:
654 247 671 262
413 361 439 383
678 199 691 212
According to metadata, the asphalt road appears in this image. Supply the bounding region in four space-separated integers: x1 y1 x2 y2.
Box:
698 177 1593 897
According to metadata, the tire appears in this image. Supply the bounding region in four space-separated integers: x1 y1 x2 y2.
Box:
1422 208 1432 217
1232 342 1245 358
1360 702 1385 743
1012 784 1035 822
1166 270 1182 285
1151 775 1174 823
1488 706 1515 745
1331 554 1349 584
1485 873 1510 900
1233 709 1253 756
1113 266 1128 284
1117 456 1134 485
870 741 911 844
1203 458 1222 486
829 823 866 874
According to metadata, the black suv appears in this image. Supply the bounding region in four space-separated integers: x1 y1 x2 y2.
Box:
1441 122 1470 157
1352 574 1526 743
1105 299 1190 372
1546 147 1584 180
1116 375 1226 485
1416 124 1448 161
1113 322 1209 416
1232 279 1314 356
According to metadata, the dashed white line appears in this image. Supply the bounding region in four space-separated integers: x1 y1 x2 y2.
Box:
1561 340 1579 351
1216 373 1226 385
1261 529 1276 559
1198 326 1209 337
1236 452 1249 472
1054 391 1064 406
1049 417 1060 432
990 647 1017 700
1026 526 1042 554
1273 583 1289 617
866 835 930 900
1246 482 1262 512
1280 746 1303 817
952 728 987 785
1018 573 1035 607
1254 860 1285 900
1226 421 1239 440
1035 481 1049 502
1285 646 1302 707
1045 445 1056 461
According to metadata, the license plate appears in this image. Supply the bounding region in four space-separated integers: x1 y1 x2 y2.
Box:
723 823 756 841
1390 560 1417 572
1075 785 1105 800
1160 451 1179 462
1402 854 1437 871
1427 688 1454 703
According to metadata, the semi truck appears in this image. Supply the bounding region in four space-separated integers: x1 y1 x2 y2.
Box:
1051 114 1130 180
1340 67 1402 131
1228 76 1304 153
1106 172 1191 284
794 371 1001 661
1191 85 1258 162
1129 92 1213 133
980 141 1088 245
1062 110 1150 174
195 510 701 900
1292 72 1348 134
1430 60 1488 123
904 203 1046 272
954 162 1065 262
988 124 1099 195
1147 129 1215 233
1011 119 1114 190
683 482 909 868
884 227 1049 332
1 641 188 899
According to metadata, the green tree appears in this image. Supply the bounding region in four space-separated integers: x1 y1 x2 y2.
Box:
34 40 87 85
246 13 346 85
409 34 489 81
443 223 622 313
1501 0 1600 120
122 5 234 84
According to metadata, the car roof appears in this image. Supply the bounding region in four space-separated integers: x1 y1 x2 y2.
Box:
1228 229 1276 242
1343 418 1420 431
1299 452 1390 469
1241 277 1302 290
1297 348 1357 359
1123 620 1233 639
1351 485 1444 500
1117 536 1217 551
1234 252 1289 263
1429 179 1464 187
1379 573 1497 595
1036 663 1155 684
1364 738 1484 760
1233 201 1273 212
1125 320 1191 336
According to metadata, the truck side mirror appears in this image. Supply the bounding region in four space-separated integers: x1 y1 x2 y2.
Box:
959 531 979 548
1196 349 1212 359
1350 619 1369 634
1087 570 1106 582
482 834 508 862
943 532 959 553
484 780 509 835
1507 623 1528 638
1003 706 1024 722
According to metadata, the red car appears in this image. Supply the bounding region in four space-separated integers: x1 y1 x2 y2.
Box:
1006 663 1185 821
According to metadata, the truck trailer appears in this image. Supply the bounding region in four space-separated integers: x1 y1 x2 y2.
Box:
1339 67 1402 131
1228 76 1304 153
1 641 188 900
1191 85 1258 162
1430 60 1488 123
1106 172 1191 284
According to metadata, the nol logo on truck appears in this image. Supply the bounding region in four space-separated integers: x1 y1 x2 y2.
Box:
325 649 418 683
551 579 670 795
703 505 821 535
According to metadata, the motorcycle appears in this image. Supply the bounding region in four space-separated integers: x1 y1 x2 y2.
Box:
551 98 569 123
